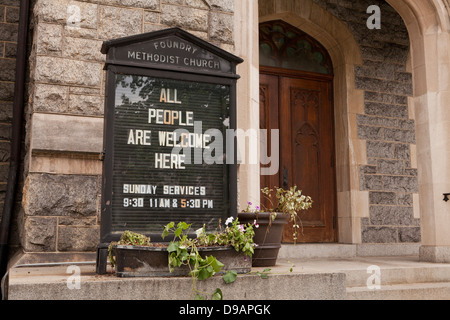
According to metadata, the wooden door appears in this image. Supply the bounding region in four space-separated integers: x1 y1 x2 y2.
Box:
260 71 337 243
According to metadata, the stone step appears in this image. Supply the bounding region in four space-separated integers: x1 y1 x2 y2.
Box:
278 243 420 260
344 264 450 287
277 254 450 287
346 282 450 300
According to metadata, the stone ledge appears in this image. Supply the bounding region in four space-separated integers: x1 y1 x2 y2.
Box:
6 263 346 300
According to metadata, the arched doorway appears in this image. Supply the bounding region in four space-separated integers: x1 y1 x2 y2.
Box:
259 20 337 243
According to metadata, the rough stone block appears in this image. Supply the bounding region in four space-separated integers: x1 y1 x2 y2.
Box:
36 23 63 56
362 226 397 243
0 123 11 140
0 141 10 162
398 119 415 130
360 174 383 191
398 227 421 243
68 94 104 116
364 91 408 105
185 0 210 10
360 165 377 174
369 206 413 226
59 217 97 226
208 0 234 12
357 125 384 140
209 11 234 44
366 141 395 159
0 58 16 81
0 101 12 121
23 217 57 252
377 159 405 175
369 191 397 205
395 72 413 83
364 101 408 119
394 143 410 160
5 6 19 23
404 168 418 176
57 226 99 251
384 128 416 144
105 0 159 10
33 84 68 113
144 10 160 23
160 4 208 32
63 37 104 62
34 56 101 87
383 175 418 193
35 0 97 29
357 114 398 128
4 42 16 58
397 193 413 206
23 173 99 217
0 22 18 41
98 5 143 40
0 81 14 101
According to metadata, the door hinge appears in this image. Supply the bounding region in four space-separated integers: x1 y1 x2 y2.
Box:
333 216 336 229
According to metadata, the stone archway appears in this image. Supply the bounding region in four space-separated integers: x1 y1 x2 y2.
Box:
387 0 450 262
257 0 366 244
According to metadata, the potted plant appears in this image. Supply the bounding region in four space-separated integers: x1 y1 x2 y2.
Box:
238 186 313 267
108 219 256 299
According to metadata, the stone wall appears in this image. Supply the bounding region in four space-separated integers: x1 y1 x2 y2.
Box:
21 0 235 255
313 0 419 243
0 0 19 249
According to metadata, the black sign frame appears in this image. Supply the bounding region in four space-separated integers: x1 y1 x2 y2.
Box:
99 28 242 248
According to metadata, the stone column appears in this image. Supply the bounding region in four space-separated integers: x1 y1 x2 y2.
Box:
234 0 261 210
416 30 450 263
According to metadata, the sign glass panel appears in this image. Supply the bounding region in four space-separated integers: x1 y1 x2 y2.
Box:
111 73 230 235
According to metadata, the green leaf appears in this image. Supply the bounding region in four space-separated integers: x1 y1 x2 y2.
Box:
162 222 174 239
223 270 238 284
194 294 205 300
208 256 224 273
174 227 182 238
198 267 212 281
179 222 190 230
212 288 223 300
178 249 189 261
167 241 179 253
256 271 269 279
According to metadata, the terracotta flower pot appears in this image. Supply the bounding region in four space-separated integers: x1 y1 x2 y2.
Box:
238 212 289 267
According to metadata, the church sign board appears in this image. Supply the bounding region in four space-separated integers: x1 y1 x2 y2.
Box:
99 28 243 247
